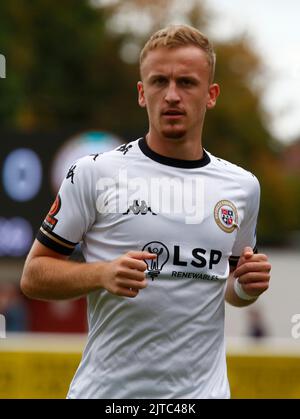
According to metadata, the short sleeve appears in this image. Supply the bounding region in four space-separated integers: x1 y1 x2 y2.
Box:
229 176 260 268
37 156 96 255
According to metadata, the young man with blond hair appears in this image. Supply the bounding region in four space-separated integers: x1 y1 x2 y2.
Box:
21 25 271 399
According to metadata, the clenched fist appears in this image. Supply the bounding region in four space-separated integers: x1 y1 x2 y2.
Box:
233 247 271 299
100 251 157 298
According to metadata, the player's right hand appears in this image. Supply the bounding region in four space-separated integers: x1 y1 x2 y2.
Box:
100 251 157 298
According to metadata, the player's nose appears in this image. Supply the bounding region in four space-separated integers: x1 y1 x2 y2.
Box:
164 81 180 103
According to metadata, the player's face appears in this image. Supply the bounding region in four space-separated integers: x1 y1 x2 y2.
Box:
138 46 219 140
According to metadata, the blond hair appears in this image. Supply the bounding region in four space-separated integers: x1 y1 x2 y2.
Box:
140 25 216 82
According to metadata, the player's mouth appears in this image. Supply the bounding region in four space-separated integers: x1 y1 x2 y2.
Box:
161 109 185 120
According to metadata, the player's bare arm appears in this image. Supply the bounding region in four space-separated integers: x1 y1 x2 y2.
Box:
21 240 156 300
225 246 271 307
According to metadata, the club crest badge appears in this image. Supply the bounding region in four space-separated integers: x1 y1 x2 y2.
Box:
44 194 61 231
214 200 239 233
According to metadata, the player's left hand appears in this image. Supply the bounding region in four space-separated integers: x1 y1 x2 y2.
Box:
233 247 271 298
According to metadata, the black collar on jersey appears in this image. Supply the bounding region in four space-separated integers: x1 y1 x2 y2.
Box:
138 137 211 169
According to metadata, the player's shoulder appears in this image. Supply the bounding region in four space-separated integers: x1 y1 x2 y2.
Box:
208 151 258 180
97 138 139 164
208 151 260 189
69 138 140 176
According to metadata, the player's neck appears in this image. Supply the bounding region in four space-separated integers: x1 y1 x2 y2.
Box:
145 132 204 161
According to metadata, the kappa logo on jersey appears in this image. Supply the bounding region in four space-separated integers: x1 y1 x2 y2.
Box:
142 241 169 280
66 164 76 184
116 144 133 155
44 194 61 231
214 200 239 233
123 200 157 215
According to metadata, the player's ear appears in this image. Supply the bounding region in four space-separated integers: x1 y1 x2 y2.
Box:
137 81 146 108
206 83 220 109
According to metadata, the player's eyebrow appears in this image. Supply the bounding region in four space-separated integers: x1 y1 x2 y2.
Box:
147 74 168 82
147 73 200 83
177 75 200 84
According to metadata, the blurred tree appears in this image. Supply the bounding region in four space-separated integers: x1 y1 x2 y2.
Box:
0 0 298 244
0 0 142 133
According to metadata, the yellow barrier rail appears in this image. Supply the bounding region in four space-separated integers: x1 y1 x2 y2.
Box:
1 334 300 398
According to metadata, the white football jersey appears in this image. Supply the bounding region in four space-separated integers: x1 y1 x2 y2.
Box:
37 137 260 399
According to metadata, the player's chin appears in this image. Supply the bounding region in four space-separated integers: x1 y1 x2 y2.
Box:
161 127 187 140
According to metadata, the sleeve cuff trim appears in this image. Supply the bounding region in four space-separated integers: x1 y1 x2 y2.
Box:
40 226 77 249
37 228 77 256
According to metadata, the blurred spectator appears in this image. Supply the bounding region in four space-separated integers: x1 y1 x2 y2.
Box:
247 308 268 339
0 282 28 331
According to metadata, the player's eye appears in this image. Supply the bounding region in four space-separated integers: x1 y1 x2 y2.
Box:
153 77 168 86
179 78 194 87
